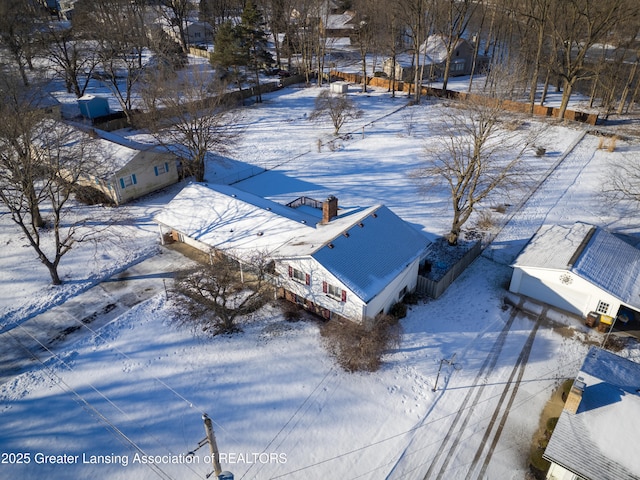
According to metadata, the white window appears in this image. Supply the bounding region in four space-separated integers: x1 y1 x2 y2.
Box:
596 301 610 315
288 266 310 285
119 174 137 189
323 281 346 302
327 284 341 298
154 163 170 176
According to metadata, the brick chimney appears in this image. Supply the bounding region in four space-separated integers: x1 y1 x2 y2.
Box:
322 196 338 224
564 378 586 414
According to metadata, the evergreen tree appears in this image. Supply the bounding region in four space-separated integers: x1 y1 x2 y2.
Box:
238 0 273 103
210 21 247 95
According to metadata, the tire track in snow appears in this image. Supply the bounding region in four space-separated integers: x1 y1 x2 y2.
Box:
464 309 545 480
420 304 522 480
384 298 524 480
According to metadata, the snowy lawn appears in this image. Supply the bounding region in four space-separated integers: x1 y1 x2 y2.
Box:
2 77 640 479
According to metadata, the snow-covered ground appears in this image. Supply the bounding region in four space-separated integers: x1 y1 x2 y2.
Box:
2 64 640 480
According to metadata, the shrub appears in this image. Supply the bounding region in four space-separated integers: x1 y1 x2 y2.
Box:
403 292 420 305
74 185 114 206
529 447 550 479
389 301 407 319
320 314 401 372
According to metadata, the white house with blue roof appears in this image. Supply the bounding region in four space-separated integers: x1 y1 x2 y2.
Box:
154 184 430 323
509 222 640 322
543 347 640 480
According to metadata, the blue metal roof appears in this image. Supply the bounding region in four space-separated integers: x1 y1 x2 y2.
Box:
572 227 640 307
311 206 429 302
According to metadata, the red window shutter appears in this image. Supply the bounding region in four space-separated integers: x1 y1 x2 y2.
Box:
341 290 347 302
305 273 310 285
288 266 293 277
322 281 328 293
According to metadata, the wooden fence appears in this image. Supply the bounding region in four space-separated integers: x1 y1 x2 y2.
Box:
330 70 599 126
416 241 482 299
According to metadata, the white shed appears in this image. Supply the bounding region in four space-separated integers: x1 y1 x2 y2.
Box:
509 222 640 320
330 82 348 94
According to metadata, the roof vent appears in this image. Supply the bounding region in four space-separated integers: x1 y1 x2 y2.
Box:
372 212 377 218
257 231 263 236
358 222 364 228
328 243 334 249
301 220 306 224
266 207 271 211
343 232 350 238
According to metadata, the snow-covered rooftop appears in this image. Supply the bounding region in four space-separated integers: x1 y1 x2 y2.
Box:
310 205 429 301
394 35 465 67
544 347 640 480
155 183 430 300
154 183 316 259
513 222 640 307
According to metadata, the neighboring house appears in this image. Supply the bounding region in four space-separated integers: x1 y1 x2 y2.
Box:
509 222 640 323
85 133 180 205
184 20 214 46
154 183 429 323
383 35 477 82
543 346 640 480
38 123 180 205
321 11 356 38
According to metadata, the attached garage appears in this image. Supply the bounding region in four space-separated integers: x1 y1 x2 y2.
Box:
509 222 640 324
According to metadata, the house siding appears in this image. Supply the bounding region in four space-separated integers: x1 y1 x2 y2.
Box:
510 266 622 318
363 259 420 319
276 258 366 322
546 462 583 480
113 153 179 204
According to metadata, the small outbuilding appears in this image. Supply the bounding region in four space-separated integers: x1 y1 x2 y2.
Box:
509 222 640 323
78 95 110 120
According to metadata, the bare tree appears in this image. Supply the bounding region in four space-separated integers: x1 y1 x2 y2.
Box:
548 0 637 120
39 23 98 97
352 0 384 93
74 0 150 123
156 0 194 53
174 252 273 334
0 83 102 285
309 89 363 135
603 150 640 207
396 0 432 102
432 0 481 92
140 67 242 182
411 98 537 245
0 0 43 85
517 0 552 114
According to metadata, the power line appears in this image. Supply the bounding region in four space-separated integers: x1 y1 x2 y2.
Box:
5 328 175 480
269 352 585 479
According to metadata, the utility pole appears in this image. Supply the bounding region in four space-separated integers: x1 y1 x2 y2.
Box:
203 413 222 478
432 353 458 392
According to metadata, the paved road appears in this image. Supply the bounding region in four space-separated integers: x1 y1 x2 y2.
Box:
0 248 188 385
